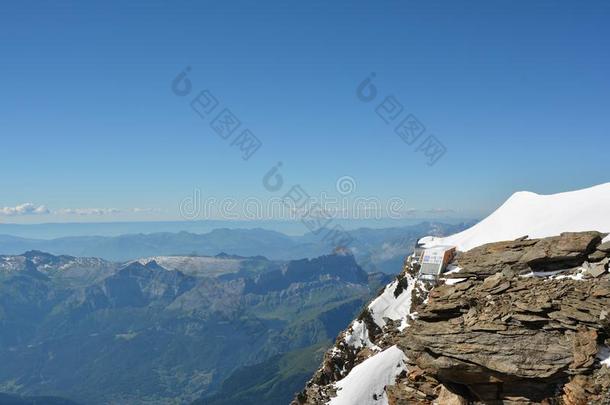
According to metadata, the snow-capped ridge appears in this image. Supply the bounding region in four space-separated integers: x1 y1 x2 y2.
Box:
420 183 610 251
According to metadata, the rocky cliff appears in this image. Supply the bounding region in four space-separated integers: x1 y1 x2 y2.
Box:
294 231 610 404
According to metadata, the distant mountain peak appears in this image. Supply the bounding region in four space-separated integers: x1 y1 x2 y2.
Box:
333 246 353 256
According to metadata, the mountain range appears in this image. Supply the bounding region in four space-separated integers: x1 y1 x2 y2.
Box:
0 222 471 273
0 249 390 404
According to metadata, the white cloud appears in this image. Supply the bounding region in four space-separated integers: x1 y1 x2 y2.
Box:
55 207 163 216
131 208 162 214
0 204 163 218
55 208 122 216
0 203 50 216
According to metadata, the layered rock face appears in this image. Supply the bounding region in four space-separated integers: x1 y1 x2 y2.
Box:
295 232 610 404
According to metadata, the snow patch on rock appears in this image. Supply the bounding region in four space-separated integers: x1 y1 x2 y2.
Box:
554 266 587 281
368 275 416 330
328 345 407 405
344 320 379 350
440 266 467 285
444 277 467 285
519 266 589 281
597 345 610 368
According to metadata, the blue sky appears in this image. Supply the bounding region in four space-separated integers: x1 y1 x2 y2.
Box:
1 0 609 224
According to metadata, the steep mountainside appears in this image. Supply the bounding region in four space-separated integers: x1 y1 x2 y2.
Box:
0 250 389 404
295 184 610 404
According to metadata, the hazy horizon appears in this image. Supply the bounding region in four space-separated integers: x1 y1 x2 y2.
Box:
0 217 476 240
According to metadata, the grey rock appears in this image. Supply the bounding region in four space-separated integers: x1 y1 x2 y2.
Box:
520 231 602 271
585 259 608 278
597 241 610 253
456 232 603 279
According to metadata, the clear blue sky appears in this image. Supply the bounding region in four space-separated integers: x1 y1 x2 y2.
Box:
1 0 609 224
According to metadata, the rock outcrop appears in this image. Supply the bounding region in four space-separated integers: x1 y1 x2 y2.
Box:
295 231 610 404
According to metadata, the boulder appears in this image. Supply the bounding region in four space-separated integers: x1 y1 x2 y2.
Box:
436 385 468 405
584 259 608 278
520 231 602 271
457 232 603 277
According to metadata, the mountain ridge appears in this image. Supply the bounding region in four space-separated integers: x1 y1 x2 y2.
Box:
0 222 471 272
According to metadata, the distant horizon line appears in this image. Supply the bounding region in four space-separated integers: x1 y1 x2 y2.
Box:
0 217 477 227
